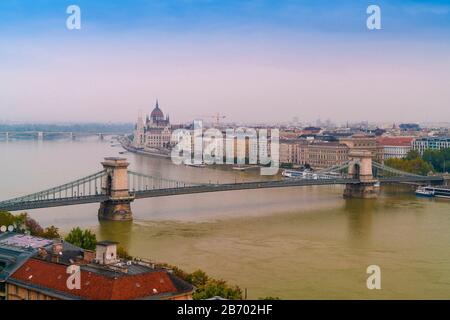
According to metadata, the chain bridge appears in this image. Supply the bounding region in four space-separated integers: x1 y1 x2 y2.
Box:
0 153 444 221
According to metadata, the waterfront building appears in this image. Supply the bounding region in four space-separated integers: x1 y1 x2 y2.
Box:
306 142 349 169
412 136 450 154
280 133 384 170
377 136 414 159
339 134 384 162
133 100 172 150
280 139 348 170
280 140 307 166
280 140 299 165
0 232 194 300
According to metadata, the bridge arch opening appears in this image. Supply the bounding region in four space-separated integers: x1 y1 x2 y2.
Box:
106 175 112 196
354 163 360 180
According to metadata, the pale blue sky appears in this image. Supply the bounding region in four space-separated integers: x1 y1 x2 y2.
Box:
0 0 449 123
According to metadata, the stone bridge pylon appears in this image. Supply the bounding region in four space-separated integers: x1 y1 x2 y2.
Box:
98 157 134 221
343 150 380 199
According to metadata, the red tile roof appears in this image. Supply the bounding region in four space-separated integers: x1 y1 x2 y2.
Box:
377 136 414 147
11 259 187 300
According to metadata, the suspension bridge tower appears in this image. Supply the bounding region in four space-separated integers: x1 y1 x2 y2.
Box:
98 157 134 221
343 150 380 199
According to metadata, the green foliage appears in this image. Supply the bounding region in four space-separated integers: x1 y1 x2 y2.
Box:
156 263 242 300
0 211 16 228
0 211 61 239
64 227 97 250
117 246 132 260
192 279 243 300
385 157 434 176
405 149 420 160
386 148 450 175
41 225 61 239
157 263 190 281
422 148 450 173
186 269 209 287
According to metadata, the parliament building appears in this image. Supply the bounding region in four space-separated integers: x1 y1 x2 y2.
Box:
133 100 172 150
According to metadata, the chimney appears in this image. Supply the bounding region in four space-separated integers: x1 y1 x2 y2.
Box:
51 241 63 263
95 241 118 265
37 247 48 259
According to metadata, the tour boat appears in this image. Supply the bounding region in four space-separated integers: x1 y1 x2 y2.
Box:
429 187 450 199
282 170 303 178
416 186 450 199
183 160 206 168
415 187 435 198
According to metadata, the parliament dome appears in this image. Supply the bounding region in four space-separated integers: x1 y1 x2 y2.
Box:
150 100 164 120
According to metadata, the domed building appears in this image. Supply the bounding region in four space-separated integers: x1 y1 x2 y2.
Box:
148 100 169 126
133 100 172 150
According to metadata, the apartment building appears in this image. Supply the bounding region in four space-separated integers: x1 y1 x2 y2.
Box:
412 136 450 154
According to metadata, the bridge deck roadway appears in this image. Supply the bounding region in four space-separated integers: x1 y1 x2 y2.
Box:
0 176 444 212
134 178 358 199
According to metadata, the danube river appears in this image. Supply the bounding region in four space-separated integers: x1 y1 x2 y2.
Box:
1 138 450 299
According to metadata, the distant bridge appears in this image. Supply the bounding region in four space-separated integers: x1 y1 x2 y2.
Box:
0 152 445 220
0 131 119 140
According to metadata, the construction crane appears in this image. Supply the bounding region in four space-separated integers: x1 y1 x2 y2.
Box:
195 113 226 127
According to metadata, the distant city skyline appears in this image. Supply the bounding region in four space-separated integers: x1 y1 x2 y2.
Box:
1 0 449 123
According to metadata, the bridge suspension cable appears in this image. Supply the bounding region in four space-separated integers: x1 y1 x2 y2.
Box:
372 161 424 178
0 170 107 210
127 171 201 192
315 161 351 175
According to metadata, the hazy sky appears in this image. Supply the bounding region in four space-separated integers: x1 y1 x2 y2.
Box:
1 0 450 124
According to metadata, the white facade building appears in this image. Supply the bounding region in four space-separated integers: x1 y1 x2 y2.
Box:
412 137 450 155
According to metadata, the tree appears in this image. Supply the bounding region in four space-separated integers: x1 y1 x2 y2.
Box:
64 227 97 250
0 211 61 240
23 215 44 236
405 149 420 160
186 270 209 287
157 263 190 281
192 279 243 300
0 211 16 227
155 264 242 300
41 226 61 239
423 148 450 173
117 246 132 260
385 156 433 176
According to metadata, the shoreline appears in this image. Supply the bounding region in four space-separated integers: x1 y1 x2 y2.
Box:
118 137 171 159
118 136 263 172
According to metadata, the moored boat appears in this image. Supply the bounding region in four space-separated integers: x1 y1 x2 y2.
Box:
416 186 450 199
282 170 303 178
415 186 434 198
